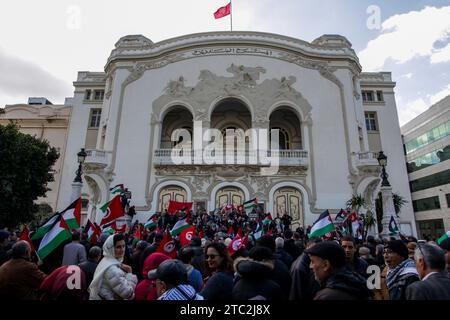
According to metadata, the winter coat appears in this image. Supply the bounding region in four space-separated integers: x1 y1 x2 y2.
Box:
275 248 293 269
289 253 320 300
62 242 87 266
89 235 138 300
406 271 450 300
233 259 285 300
135 252 170 300
39 265 88 300
201 271 234 300
314 270 373 300
185 264 203 292
346 257 369 279
94 264 137 300
271 258 292 296
78 259 98 287
0 258 46 299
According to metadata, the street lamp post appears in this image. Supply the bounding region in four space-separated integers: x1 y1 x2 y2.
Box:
377 151 397 239
377 151 391 187
74 148 87 183
71 148 87 202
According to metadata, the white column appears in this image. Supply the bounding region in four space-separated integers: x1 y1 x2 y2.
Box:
70 182 83 203
380 186 397 239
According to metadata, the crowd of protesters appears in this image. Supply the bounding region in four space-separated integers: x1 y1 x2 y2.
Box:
0 207 450 301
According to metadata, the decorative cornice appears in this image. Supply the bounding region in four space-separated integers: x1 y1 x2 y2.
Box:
106 31 361 72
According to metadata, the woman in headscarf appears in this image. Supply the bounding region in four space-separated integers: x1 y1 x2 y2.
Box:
134 252 170 300
89 233 138 300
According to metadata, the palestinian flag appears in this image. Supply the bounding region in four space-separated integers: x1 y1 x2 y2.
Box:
61 198 82 230
170 218 191 237
179 225 196 246
437 231 450 245
309 210 336 238
263 213 273 226
102 221 117 234
243 198 257 215
144 212 157 229
99 195 124 226
31 212 60 240
334 209 348 225
110 184 125 195
388 215 399 235
156 232 177 258
84 220 101 243
37 216 72 260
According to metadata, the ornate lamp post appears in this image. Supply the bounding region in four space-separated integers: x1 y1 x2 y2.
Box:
377 151 397 239
71 148 87 203
377 151 390 187
74 148 87 183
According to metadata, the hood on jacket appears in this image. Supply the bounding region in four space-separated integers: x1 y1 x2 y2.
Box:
142 252 171 278
324 270 372 298
235 259 274 280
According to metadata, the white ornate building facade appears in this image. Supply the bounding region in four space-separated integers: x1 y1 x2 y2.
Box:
55 32 417 236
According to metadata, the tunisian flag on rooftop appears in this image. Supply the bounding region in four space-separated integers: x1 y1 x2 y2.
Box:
214 2 231 19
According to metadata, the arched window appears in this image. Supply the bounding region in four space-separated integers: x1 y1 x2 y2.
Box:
270 127 290 150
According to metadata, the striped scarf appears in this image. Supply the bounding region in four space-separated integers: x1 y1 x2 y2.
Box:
158 284 204 301
386 258 418 290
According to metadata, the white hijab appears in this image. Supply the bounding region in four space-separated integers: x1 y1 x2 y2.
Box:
89 234 123 300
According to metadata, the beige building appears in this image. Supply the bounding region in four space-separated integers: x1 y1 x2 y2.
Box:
401 95 450 240
0 98 72 211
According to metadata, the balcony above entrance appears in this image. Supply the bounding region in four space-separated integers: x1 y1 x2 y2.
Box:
153 149 309 168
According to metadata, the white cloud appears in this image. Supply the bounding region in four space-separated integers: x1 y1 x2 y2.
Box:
430 42 450 64
0 48 72 107
398 98 428 126
401 73 413 79
398 84 450 125
428 84 450 105
359 6 450 71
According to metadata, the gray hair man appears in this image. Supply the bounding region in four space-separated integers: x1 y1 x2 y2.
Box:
406 243 450 300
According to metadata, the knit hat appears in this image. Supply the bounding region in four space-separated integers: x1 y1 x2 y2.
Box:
385 240 409 259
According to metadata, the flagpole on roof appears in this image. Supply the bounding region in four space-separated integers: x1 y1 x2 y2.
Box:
230 0 233 32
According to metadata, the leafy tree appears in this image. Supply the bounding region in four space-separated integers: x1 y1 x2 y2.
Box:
0 124 59 228
346 194 366 213
393 193 407 217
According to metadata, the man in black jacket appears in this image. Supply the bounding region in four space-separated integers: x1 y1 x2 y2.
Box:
305 241 372 300
78 246 101 287
406 243 450 300
341 236 369 278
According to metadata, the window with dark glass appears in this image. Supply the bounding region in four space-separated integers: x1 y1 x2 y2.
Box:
405 120 450 154
412 196 440 212
446 193 450 207
362 91 374 102
94 90 104 101
376 91 384 102
409 169 450 192
407 144 450 173
85 90 92 100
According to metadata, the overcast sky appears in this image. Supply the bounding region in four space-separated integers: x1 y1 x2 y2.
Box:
0 0 449 126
